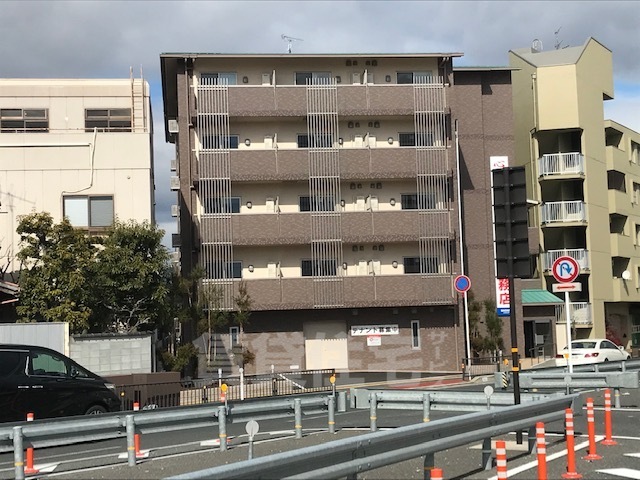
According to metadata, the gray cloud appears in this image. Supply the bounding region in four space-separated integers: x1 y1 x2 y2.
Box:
2 1 638 247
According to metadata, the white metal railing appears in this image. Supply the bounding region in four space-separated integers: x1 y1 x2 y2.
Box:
633 325 640 334
541 201 586 224
538 152 584 177
555 302 592 325
543 249 589 271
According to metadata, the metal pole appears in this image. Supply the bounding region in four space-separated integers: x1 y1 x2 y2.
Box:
328 395 336 434
294 398 302 439
337 390 347 412
369 393 377 432
240 367 245 401
481 437 493 470
125 415 136 467
13 426 24 480
218 406 228 451
423 393 431 423
565 291 573 373
423 452 435 480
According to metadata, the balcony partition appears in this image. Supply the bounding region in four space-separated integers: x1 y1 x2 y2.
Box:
541 201 586 224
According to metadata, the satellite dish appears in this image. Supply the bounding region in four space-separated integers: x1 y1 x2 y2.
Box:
622 270 632 281
531 39 543 52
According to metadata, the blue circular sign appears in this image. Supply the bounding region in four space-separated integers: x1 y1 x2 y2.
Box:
454 275 471 293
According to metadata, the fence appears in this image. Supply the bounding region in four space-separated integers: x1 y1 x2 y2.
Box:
117 369 335 409
462 354 508 377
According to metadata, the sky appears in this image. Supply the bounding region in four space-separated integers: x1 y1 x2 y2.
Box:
2 0 638 247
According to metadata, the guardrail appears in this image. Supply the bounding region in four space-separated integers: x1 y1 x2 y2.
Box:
166 393 580 480
529 358 640 374
3 392 340 479
517 371 639 390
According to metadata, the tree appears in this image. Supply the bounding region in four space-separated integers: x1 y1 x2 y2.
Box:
197 283 229 367
16 212 95 332
467 290 485 357
483 299 505 353
233 280 252 344
90 220 171 333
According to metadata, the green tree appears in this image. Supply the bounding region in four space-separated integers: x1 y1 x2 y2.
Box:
233 280 252 344
467 290 484 357
197 283 229 367
483 299 505 353
90 220 171 333
16 212 95 333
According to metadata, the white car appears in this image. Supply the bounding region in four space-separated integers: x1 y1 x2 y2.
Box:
555 339 631 366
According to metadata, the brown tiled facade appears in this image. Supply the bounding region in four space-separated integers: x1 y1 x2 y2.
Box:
161 53 519 374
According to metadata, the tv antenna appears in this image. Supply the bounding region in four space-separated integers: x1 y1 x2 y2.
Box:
281 34 303 54
554 27 568 49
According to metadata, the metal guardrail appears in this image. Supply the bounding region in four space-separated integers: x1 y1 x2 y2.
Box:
528 358 640 374
3 392 340 479
166 393 579 480
517 371 639 390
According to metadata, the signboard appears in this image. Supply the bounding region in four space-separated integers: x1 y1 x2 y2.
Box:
367 335 382 347
551 256 580 283
454 275 471 293
552 282 582 293
490 155 509 171
496 278 510 316
351 325 399 336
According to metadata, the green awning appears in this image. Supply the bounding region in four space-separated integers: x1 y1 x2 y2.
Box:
521 289 563 305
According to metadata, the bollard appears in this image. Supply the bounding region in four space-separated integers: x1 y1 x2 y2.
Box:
369 392 377 432
614 388 621 409
422 393 430 423
561 408 582 479
583 398 601 461
602 389 617 446
218 405 228 451
126 415 137 467
13 426 24 480
294 398 302 439
337 390 347 413
328 395 336 434
24 413 39 475
423 452 434 480
496 440 508 480
536 422 547 480
430 466 443 480
482 437 493 470
133 402 143 458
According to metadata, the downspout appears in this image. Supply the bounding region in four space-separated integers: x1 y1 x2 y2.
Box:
61 128 98 194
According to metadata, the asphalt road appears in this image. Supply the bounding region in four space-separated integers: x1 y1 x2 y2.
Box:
2 376 640 479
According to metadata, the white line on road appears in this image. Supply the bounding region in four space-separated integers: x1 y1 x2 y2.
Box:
596 468 640 479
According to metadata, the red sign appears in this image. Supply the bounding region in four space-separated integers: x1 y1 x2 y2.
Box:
551 256 580 283
454 275 471 293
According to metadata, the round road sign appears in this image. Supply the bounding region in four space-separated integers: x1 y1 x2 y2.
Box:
551 256 580 283
454 275 471 293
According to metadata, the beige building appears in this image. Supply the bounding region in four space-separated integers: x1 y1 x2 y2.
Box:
510 37 640 352
0 78 155 278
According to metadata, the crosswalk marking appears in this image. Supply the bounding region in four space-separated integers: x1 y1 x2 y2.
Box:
596 468 640 479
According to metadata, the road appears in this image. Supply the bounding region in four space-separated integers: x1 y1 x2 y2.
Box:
1 375 640 479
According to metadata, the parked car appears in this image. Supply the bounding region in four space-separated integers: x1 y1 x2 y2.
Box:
555 339 631 366
0 344 121 423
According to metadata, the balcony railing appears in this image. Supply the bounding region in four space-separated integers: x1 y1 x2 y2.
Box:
555 302 592 326
538 152 584 177
543 249 589 272
541 201 586 224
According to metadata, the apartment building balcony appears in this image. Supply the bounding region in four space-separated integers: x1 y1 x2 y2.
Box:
242 274 455 311
196 210 448 246
542 248 589 272
612 277 640 302
610 232 634 257
555 302 592 327
606 145 629 171
538 152 584 178
608 189 631 216
541 201 587 225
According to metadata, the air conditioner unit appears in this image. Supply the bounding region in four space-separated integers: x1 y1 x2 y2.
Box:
168 119 179 133
170 176 180 190
171 205 179 217
170 159 177 171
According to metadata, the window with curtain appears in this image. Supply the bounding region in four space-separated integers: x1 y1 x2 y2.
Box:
63 195 114 228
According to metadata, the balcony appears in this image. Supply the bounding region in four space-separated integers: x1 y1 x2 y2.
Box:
243 274 455 311
555 302 592 326
610 233 634 257
538 152 584 178
608 189 631 216
542 249 589 272
541 201 586 225
606 145 629 171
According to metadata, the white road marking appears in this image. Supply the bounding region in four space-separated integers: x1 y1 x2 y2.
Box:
596 468 640 479
626 453 640 458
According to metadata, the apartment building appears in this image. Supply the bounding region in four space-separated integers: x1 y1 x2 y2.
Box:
160 53 520 373
510 37 640 353
0 78 155 287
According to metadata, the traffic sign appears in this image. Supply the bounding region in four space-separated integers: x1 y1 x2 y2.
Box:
552 282 582 293
551 256 580 283
454 275 471 293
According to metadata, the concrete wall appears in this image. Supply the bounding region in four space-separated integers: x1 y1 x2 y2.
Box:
70 334 153 376
0 322 69 355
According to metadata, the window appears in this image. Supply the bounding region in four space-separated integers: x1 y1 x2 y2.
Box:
204 197 241 214
297 134 333 148
398 132 434 147
301 259 337 277
63 195 114 228
30 351 68 377
634 182 640 205
206 261 242 279
0 351 25 377
631 141 640 164
411 320 420 349
230 326 240 348
299 196 335 212
403 256 439 274
0 108 48 133
396 71 433 84
202 135 239 149
85 109 131 132
295 72 331 85
401 193 436 210
201 72 237 85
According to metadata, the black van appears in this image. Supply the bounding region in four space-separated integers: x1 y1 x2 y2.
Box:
0 344 121 423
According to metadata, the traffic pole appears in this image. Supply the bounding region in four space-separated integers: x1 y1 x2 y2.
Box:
496 440 508 480
602 389 617 446
133 402 143 458
583 398 602 461
24 413 39 475
561 408 582 479
535 422 547 480
430 467 443 480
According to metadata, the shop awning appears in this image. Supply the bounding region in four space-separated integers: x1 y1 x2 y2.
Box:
522 289 563 305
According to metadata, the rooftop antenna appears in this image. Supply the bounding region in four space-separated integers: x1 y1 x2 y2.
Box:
554 27 569 50
281 34 303 54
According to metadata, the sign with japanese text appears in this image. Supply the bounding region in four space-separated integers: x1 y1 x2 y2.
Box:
490 155 509 171
495 278 510 317
351 325 399 336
